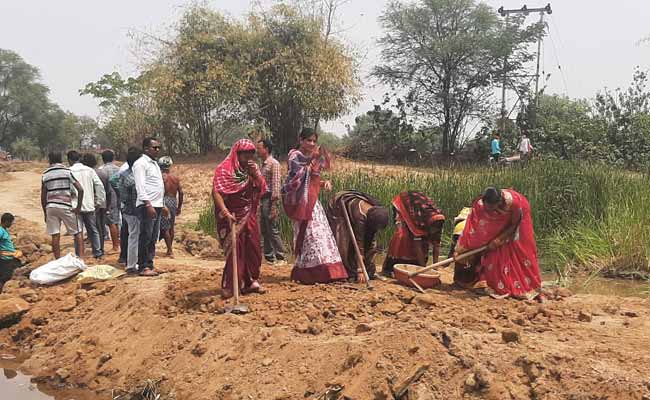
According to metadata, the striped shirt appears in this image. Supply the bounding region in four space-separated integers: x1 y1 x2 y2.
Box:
42 164 78 209
261 155 281 199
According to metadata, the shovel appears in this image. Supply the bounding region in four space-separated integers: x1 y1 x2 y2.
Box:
406 245 488 292
223 219 250 314
340 202 372 289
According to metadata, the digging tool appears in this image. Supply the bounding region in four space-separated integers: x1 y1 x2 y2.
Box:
406 246 488 293
224 219 250 314
340 201 372 289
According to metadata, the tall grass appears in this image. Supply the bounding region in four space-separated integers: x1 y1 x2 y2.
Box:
197 160 650 277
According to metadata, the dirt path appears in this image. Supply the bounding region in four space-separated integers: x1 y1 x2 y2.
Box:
0 171 44 224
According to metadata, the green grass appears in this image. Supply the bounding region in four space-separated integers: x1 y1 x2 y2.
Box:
197 160 650 278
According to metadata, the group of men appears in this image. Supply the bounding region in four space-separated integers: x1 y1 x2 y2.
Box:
39 137 183 276
490 132 533 163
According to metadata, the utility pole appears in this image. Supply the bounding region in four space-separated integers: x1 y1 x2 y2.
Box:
497 3 552 132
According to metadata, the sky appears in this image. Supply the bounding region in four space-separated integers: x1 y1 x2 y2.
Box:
2 0 650 136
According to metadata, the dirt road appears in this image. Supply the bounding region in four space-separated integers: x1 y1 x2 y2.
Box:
1 162 650 400
0 171 43 224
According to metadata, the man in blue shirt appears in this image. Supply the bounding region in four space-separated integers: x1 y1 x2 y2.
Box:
491 132 502 162
0 213 22 292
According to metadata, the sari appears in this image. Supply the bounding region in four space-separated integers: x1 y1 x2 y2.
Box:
214 139 267 294
282 149 348 284
382 192 445 275
456 189 541 300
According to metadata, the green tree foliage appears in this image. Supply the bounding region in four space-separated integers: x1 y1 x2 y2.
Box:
1 48 95 155
83 3 360 155
11 137 40 160
345 104 438 161
373 0 544 155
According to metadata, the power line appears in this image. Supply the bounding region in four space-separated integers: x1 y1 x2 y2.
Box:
546 24 569 96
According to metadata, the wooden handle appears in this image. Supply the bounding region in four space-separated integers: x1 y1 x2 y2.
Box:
341 203 371 288
407 245 487 278
230 220 240 305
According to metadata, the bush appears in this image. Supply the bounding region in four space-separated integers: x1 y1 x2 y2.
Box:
198 160 650 278
11 138 41 160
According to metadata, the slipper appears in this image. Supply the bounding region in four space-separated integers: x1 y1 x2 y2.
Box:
140 268 158 277
221 289 233 300
244 281 266 294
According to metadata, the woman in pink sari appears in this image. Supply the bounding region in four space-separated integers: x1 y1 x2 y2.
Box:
282 128 348 284
212 139 267 299
456 187 543 301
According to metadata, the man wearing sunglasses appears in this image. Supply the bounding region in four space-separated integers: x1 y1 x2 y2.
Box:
133 137 164 276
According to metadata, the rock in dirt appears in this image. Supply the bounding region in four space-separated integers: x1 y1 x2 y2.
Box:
413 294 437 308
0 297 30 327
578 311 592 322
56 368 70 381
355 323 373 334
377 301 404 315
501 330 520 344
262 358 273 367
192 344 207 357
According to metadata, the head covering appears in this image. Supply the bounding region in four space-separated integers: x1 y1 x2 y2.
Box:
158 156 173 170
213 139 260 195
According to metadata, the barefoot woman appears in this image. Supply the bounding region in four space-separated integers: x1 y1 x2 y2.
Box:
282 128 348 284
213 139 267 299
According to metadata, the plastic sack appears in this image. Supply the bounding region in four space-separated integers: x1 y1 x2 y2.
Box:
29 253 87 285
76 265 125 284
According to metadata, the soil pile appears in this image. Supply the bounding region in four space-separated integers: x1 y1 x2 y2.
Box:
0 256 649 400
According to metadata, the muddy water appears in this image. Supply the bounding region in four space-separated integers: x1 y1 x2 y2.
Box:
0 357 102 400
544 273 649 298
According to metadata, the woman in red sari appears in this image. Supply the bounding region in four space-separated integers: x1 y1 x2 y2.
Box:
456 187 543 301
381 191 445 277
212 139 267 299
282 128 348 284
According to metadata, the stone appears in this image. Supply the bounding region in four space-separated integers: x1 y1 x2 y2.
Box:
623 311 639 318
16 288 40 303
264 317 278 327
501 330 520 344
464 374 477 390
377 302 404 315
355 323 372 334
0 297 30 327
413 294 437 308
554 288 572 298
56 368 70 381
578 311 592 323
191 344 207 357
262 358 273 367
307 323 322 335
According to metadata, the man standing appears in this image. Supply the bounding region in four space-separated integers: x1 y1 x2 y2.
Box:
99 150 121 253
112 147 142 273
41 152 84 259
82 153 110 256
133 137 164 276
491 132 502 163
327 191 389 281
256 139 285 264
518 132 533 162
158 156 183 258
0 213 23 292
69 150 106 259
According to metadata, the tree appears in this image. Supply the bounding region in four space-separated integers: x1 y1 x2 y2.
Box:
247 3 360 153
373 0 544 155
11 137 40 160
0 49 52 149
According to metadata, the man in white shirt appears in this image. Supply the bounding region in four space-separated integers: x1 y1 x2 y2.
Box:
133 137 164 276
68 150 106 258
518 133 533 162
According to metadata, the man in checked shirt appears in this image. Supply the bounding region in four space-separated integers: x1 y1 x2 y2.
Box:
256 139 286 264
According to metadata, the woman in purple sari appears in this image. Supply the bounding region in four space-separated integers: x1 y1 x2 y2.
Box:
282 128 348 284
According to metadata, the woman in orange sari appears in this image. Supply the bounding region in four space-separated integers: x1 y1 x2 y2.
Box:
456 187 543 300
381 191 445 277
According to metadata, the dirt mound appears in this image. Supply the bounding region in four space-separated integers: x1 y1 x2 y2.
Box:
1 255 650 400
9 217 52 267
175 227 222 258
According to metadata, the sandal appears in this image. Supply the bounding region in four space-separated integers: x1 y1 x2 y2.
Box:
221 289 233 300
244 281 266 294
140 268 158 277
